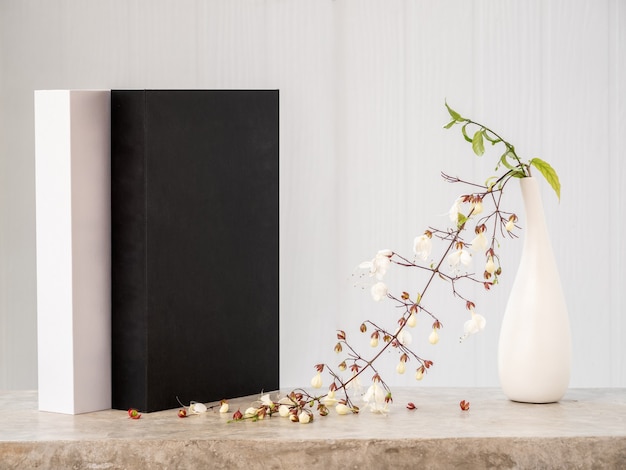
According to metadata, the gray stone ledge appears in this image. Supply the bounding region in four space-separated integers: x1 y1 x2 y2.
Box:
1 388 625 469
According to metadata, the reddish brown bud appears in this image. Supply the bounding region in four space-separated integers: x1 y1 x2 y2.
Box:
432 320 442 330
424 360 433 369
484 282 491 290
465 301 475 311
459 400 470 411
315 364 325 373
360 323 367 333
337 330 346 341
334 342 342 353
350 363 360 373
401 291 410 300
406 402 417 410
178 409 187 418
232 409 243 420
400 353 409 363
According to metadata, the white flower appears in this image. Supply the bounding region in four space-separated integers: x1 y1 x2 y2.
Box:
335 403 351 415
244 407 258 418
278 404 291 417
449 197 463 223
396 361 406 374
470 232 488 253
371 282 388 301
322 390 338 407
358 250 392 280
485 255 496 274
298 411 311 423
219 402 229 413
472 201 483 215
415 368 424 381
448 248 472 272
396 329 412 346
370 336 379 348
461 309 487 341
413 234 432 261
407 312 417 328
345 374 363 393
189 402 207 414
363 380 388 414
429 329 439 345
310 372 323 389
260 393 273 407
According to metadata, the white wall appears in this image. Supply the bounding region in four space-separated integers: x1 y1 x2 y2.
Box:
1 0 624 391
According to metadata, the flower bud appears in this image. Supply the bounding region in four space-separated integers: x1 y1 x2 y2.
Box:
278 404 290 417
335 404 351 415
396 361 406 374
485 255 496 274
338 361 347 371
407 312 417 328
505 215 517 232
322 390 338 407
310 372 323 389
244 407 258 418
429 329 439 345
370 336 379 348
415 368 424 381
298 411 311 423
334 342 342 353
219 402 229 413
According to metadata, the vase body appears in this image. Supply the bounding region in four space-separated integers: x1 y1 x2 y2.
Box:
498 177 571 403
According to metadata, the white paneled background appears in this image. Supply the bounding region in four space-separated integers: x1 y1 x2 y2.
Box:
0 0 624 391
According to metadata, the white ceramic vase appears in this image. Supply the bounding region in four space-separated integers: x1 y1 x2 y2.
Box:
498 177 571 403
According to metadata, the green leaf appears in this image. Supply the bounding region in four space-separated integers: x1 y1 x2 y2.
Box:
485 175 498 189
499 151 516 171
443 120 456 129
457 213 468 228
483 131 501 145
472 130 485 156
461 123 473 143
530 158 561 201
445 101 464 122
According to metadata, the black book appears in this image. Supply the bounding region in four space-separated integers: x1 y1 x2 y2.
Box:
111 90 279 412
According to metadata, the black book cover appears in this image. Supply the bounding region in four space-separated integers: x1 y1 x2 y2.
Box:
111 90 279 412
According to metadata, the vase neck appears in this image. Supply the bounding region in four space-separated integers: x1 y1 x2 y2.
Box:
519 177 551 243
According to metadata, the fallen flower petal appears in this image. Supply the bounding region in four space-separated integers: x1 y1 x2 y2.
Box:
460 400 470 411
127 408 141 419
406 402 417 410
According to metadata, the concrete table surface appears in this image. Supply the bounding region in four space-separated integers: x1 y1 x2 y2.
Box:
1 388 625 469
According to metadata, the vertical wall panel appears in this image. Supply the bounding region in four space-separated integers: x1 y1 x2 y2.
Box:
0 0 624 390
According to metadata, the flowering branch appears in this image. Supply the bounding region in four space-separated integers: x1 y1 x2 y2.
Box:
230 102 562 423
